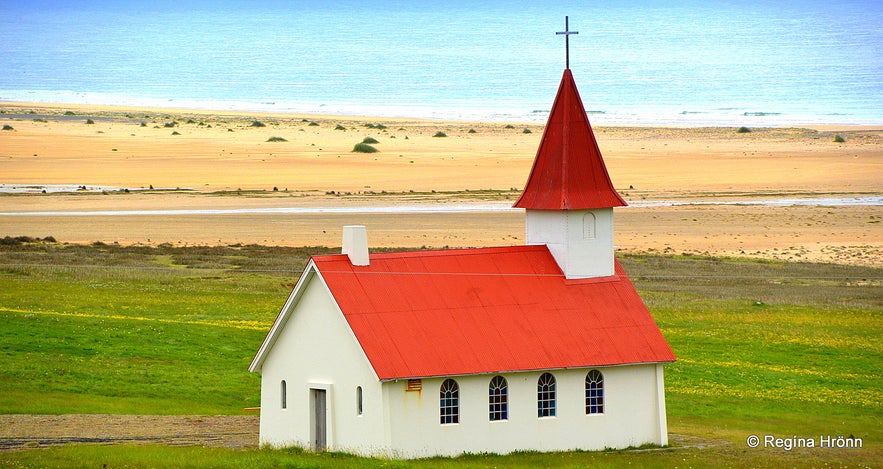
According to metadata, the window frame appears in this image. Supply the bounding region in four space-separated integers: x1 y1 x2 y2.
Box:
488 375 509 421
439 378 460 425
281 380 287 410
585 369 604 415
537 372 557 418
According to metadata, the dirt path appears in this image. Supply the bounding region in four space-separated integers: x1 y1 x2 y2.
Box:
0 414 259 451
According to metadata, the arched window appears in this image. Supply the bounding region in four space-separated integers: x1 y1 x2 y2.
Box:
439 379 459 424
537 372 556 417
356 386 363 415
585 370 604 414
489 375 508 421
281 380 287 409
583 212 596 239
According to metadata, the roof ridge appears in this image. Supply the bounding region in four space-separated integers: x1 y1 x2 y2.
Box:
313 244 547 261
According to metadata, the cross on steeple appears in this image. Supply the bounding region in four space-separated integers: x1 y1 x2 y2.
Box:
556 16 578 69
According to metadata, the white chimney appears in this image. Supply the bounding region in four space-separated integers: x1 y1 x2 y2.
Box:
342 225 369 266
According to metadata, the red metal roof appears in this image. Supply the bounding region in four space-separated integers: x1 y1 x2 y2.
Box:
314 245 674 380
513 69 627 210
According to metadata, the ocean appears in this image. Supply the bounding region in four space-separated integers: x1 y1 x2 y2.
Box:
1 0 881 126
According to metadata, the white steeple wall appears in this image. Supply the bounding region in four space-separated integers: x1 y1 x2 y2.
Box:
525 208 614 278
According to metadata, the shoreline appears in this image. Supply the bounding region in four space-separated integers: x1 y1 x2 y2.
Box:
3 100 882 130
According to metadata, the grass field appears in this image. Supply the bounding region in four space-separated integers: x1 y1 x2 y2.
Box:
0 240 880 467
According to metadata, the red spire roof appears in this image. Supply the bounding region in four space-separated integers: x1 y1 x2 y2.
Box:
513 69 627 210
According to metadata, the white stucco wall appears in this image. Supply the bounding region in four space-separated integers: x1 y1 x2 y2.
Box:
525 208 615 278
257 269 388 454
383 365 667 458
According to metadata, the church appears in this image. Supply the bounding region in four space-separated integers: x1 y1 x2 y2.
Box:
248 34 676 457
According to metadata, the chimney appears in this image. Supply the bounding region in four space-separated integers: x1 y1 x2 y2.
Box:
342 225 369 266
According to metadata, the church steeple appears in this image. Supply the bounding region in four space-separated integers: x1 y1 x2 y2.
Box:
514 24 625 278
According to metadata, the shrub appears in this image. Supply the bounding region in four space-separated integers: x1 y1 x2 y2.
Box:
171 131 181 135
335 124 347 131
833 134 845 143
365 123 387 130
433 131 447 138
2 124 13 131
0 235 55 245
64 111 76 116
362 137 379 144
85 119 95 125
266 136 288 142
523 128 532 134
163 121 178 128
468 129 477 133
352 143 379 153
308 121 319 126
250 120 266 127
737 126 751 133
504 124 515 129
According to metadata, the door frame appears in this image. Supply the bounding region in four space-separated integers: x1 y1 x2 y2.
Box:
308 383 332 452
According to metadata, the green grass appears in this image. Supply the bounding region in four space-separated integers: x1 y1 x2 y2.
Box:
0 243 880 466
0 243 335 415
3 443 877 469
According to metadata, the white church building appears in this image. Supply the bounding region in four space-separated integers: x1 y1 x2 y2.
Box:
248 66 676 458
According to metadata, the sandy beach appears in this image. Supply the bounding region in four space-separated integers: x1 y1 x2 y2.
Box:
1 102 880 266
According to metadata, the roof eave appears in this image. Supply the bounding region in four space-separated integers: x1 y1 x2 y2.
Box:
248 259 319 373
377 359 678 382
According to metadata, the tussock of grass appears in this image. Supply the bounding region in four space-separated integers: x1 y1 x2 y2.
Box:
352 142 379 153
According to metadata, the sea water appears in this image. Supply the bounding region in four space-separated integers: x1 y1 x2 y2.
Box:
1 0 881 126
